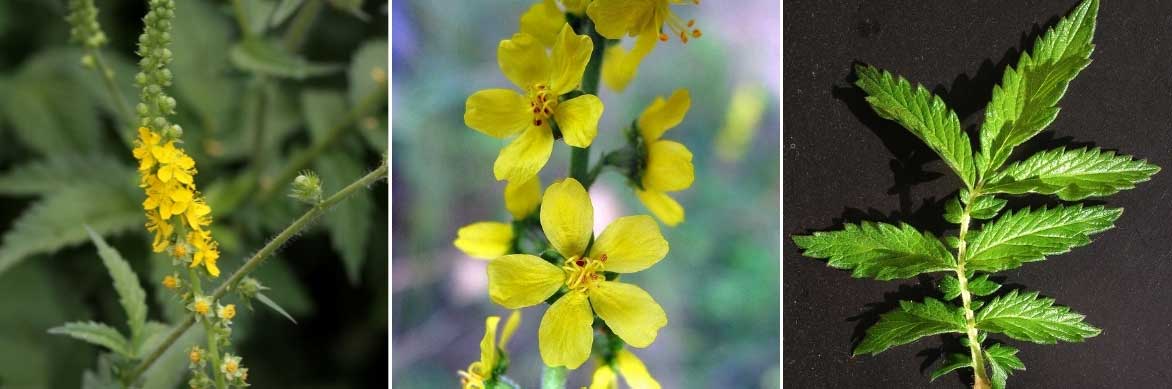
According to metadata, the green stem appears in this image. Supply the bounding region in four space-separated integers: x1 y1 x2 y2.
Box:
126 162 388 382
187 268 226 389
956 188 991 389
569 15 606 186
231 0 252 39
86 48 135 147
540 365 568 389
283 0 323 52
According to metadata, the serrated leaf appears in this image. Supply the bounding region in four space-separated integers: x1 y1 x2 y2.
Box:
855 64 976 188
85 226 148 345
48 321 130 356
985 344 1026 389
978 0 1098 174
255 292 298 324
965 205 1120 272
939 274 1001 300
930 353 972 382
855 298 967 355
316 152 372 284
230 38 343 79
0 154 127 196
986 147 1159 200
0 183 142 278
976 290 1100 344
944 192 1007 224
348 40 388 106
793 221 955 280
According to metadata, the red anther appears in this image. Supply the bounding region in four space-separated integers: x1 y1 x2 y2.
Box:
535 119 543 126
543 107 552 115
599 254 607 262
575 259 586 266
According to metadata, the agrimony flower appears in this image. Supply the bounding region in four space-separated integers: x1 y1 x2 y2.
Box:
589 349 661 389
454 176 542 259
487 178 669 369
220 353 246 380
162 274 180 290
188 295 214 318
217 303 237 322
188 231 221 277
465 24 604 183
188 346 205 368
587 0 703 43
634 89 694 226
459 311 522 389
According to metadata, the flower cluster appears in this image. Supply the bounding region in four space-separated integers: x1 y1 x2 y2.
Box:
454 1 701 386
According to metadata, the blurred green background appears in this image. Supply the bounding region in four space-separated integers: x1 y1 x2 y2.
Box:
0 0 387 387
390 1 780 387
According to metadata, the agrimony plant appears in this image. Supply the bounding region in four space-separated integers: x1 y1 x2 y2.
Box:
792 1 1158 388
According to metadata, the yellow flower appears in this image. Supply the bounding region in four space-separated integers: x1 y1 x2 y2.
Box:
161 274 180 290
221 353 245 380
601 33 657 91
188 231 221 277
465 24 604 183
519 0 565 47
635 89 694 226
188 346 204 366
459 311 522 389
589 350 661 389
184 197 213 232
454 222 515 260
505 175 542 219
132 127 161 173
587 0 702 43
152 142 196 185
487 179 668 369
217 303 236 321
145 209 174 252
189 295 213 317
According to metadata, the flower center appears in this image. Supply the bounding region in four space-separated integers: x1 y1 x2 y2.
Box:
528 84 557 127
658 1 702 43
458 362 488 389
563 254 607 292
225 361 238 374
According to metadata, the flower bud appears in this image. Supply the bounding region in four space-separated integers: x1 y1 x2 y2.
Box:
289 171 323 205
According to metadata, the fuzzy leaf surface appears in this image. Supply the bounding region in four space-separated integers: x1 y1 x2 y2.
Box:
986 147 1159 200
979 0 1098 173
855 65 976 187
48 321 130 356
965 205 1120 272
793 222 955 280
976 290 1100 344
855 298 966 355
86 227 148 344
985 343 1026 389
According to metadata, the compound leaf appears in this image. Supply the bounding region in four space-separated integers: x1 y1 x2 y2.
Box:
985 147 1159 200
855 298 966 356
855 64 976 188
976 290 1100 344
793 222 955 280
985 343 1026 389
965 205 1120 272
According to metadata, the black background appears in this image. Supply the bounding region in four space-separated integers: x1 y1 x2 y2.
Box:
784 1 1172 388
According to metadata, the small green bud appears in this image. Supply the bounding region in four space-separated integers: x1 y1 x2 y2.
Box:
289 171 323 205
237 277 266 300
164 124 183 138
80 54 96 69
137 103 149 115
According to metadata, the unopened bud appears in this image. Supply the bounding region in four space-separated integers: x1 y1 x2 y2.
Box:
289 171 323 205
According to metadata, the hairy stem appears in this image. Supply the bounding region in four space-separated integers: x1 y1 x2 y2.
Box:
86 49 135 146
569 16 605 186
955 189 990 389
187 268 226 389
127 162 388 381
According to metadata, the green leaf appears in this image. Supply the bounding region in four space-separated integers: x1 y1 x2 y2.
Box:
316 152 373 284
327 0 370 22
136 321 170 358
255 292 299 324
270 0 307 27
171 0 238 136
965 205 1120 272
855 64 976 188
930 353 972 382
939 274 1001 300
793 221 955 280
944 191 1007 224
230 38 343 79
0 52 102 156
48 321 130 356
348 40 388 106
976 290 1100 344
85 226 148 345
978 0 1098 174
0 183 142 278
0 154 127 196
985 344 1026 389
854 298 966 355
301 89 348 143
985 147 1159 201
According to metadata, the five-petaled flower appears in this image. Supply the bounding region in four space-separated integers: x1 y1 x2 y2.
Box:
589 349 661 389
459 311 522 389
634 89 695 226
464 24 604 183
487 178 668 369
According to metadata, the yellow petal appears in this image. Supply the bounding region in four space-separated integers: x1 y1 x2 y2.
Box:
549 24 593 95
635 189 684 227
453 222 515 260
487 254 564 309
465 89 533 138
479 315 502 371
204 258 220 277
498 33 551 90
637 89 690 142
615 349 660 389
642 140 694 192
586 0 656 39
493 125 554 183
601 32 657 92
562 0 587 14
588 281 667 348
588 215 668 273
519 0 563 47
553 94 603 148
505 175 542 219
590 364 619 389
500 310 522 349
539 178 593 258
538 291 594 369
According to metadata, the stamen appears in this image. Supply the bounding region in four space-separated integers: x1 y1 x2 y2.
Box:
599 254 607 262
687 20 695 28
534 119 543 126
659 33 669 42
575 258 586 266
692 29 702 38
